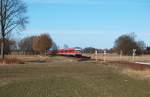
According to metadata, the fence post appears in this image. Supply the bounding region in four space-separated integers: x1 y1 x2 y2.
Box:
103 50 106 62
132 49 136 62
95 50 98 61
120 50 123 61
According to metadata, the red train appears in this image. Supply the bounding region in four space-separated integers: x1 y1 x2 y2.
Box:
48 48 82 56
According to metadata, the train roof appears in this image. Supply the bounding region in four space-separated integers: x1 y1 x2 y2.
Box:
59 48 81 51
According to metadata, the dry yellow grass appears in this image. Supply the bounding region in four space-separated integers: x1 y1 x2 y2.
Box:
122 69 150 80
5 54 150 80
6 55 44 62
6 55 78 63
84 53 150 62
6 54 150 64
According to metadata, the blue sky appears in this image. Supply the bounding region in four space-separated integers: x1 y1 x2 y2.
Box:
21 0 150 48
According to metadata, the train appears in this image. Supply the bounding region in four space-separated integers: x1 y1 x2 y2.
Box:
48 48 82 56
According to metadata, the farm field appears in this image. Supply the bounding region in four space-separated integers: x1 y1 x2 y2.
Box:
0 56 150 97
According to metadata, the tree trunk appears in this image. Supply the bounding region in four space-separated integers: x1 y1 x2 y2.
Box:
1 39 4 60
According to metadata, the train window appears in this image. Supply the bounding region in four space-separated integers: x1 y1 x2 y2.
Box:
76 50 81 53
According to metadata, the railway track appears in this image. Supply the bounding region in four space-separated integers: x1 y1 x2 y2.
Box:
63 55 91 61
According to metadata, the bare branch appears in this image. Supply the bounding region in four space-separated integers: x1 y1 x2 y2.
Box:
0 0 28 59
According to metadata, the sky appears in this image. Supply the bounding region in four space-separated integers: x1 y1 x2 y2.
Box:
20 0 150 49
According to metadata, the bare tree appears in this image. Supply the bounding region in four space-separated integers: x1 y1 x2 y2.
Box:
33 34 52 54
0 0 28 59
114 33 144 55
19 36 35 54
50 42 58 51
136 40 146 55
0 38 16 54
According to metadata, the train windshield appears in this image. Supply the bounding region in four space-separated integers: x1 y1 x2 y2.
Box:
75 49 81 53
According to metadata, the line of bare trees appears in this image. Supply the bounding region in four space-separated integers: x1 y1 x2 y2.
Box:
0 33 54 55
19 34 53 55
2 32 150 56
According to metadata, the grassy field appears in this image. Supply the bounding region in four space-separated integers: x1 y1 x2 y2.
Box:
0 56 150 97
84 53 150 62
